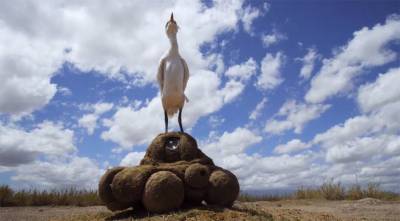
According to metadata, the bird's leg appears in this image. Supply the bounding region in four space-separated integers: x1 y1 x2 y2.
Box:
178 108 184 133
164 109 168 133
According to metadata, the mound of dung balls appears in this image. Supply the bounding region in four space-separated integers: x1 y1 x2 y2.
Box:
98 132 239 213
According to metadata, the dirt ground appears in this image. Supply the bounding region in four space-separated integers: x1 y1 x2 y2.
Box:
0 198 399 221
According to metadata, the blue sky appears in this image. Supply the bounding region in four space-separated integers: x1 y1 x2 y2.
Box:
1 0 400 191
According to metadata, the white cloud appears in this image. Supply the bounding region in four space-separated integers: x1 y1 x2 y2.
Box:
249 97 267 120
12 156 102 189
200 127 317 190
313 105 400 164
201 118 400 190
255 52 285 91
0 119 102 188
202 127 262 156
225 58 257 82
311 67 400 174
299 48 319 80
265 100 330 134
241 5 261 34
101 98 162 149
57 86 72 96
261 30 286 47
0 0 256 150
357 67 400 113
120 151 146 167
0 0 256 117
78 114 98 135
305 15 400 103
325 134 400 163
208 115 225 128
78 102 113 135
274 139 310 154
308 99 400 189
0 121 76 166
102 73 246 150
0 28 60 116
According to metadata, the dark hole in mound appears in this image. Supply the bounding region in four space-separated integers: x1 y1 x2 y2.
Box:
200 170 206 176
165 136 180 151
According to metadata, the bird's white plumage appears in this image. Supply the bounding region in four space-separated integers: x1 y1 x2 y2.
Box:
157 19 189 117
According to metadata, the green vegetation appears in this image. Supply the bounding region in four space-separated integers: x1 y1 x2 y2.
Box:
0 185 101 207
239 181 400 202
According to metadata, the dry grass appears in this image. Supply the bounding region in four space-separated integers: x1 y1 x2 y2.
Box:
2 181 399 208
293 181 399 201
0 185 101 207
239 181 400 202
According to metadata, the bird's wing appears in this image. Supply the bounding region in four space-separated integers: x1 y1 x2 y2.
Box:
181 58 189 91
157 58 165 92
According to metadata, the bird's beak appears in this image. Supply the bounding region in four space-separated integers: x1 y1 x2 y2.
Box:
170 13 175 22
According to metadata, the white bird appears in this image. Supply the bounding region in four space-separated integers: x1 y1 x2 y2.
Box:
157 13 189 133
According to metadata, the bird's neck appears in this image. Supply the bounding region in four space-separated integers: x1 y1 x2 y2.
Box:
168 34 179 56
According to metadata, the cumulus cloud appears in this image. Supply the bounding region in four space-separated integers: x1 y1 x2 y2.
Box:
120 151 146 166
241 5 261 34
12 156 102 189
299 48 319 80
0 0 258 118
314 67 400 154
78 102 113 135
305 15 400 103
0 120 102 188
304 66 400 189
265 100 330 134
314 101 400 163
255 52 285 91
0 121 76 166
261 30 287 47
102 73 245 150
249 97 267 120
274 139 310 154
0 25 60 116
357 67 400 113
225 58 257 82
208 115 225 128
100 0 258 150
202 127 262 156
201 123 400 190
200 127 317 189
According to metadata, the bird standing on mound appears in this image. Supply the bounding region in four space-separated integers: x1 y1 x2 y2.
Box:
157 13 189 133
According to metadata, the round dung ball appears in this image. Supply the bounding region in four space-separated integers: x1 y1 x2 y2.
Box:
158 162 189 180
111 165 156 203
143 171 184 213
206 169 239 207
184 163 210 189
98 167 131 211
184 185 206 205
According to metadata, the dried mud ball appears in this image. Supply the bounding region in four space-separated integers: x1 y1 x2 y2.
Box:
111 165 156 203
158 161 190 180
206 169 240 207
185 163 210 189
143 171 184 213
98 167 131 211
141 132 213 165
184 185 206 205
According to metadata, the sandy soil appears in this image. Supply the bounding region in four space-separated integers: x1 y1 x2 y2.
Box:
0 198 399 221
